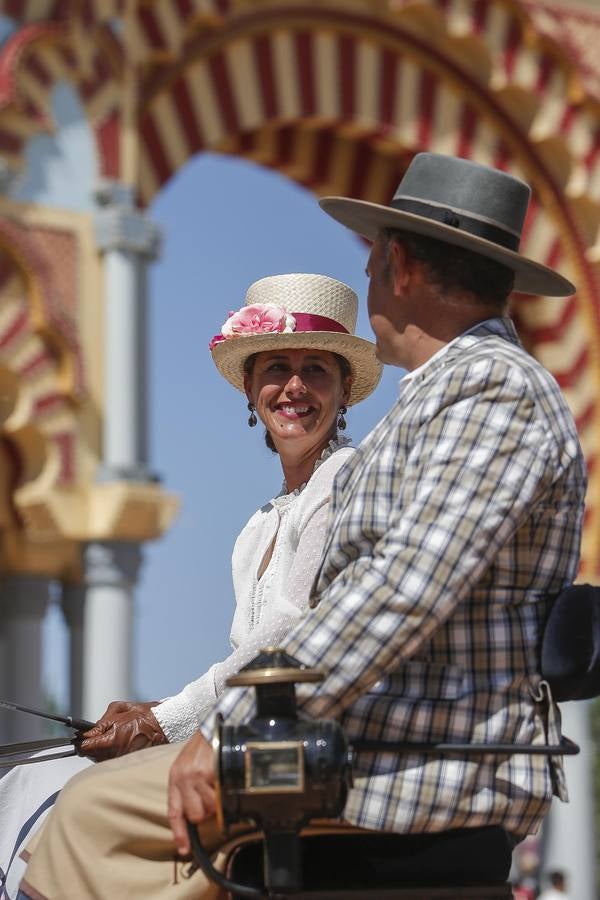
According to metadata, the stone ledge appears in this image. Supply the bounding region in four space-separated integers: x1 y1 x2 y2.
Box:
13 481 180 543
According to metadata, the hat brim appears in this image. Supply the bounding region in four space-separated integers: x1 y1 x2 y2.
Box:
212 330 382 406
319 197 575 298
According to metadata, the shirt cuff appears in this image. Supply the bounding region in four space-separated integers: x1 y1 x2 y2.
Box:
154 670 218 742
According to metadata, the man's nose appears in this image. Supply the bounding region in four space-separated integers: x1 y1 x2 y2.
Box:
284 374 307 395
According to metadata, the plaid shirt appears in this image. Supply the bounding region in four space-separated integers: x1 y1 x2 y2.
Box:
200 317 586 839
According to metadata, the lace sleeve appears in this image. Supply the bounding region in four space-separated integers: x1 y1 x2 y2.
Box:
154 503 330 743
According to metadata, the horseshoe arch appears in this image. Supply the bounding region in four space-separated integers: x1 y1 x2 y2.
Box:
1 0 599 577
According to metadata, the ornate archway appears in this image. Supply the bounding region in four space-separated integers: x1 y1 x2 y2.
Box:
0 214 83 576
1 0 598 578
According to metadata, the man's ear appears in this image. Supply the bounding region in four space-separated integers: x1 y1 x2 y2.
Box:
243 372 253 403
389 239 410 296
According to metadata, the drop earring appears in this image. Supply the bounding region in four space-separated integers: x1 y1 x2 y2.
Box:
337 406 347 431
247 402 257 427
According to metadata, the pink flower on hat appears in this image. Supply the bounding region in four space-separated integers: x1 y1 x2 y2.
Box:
221 304 296 338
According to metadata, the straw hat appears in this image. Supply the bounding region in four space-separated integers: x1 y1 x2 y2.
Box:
320 153 575 297
210 273 382 405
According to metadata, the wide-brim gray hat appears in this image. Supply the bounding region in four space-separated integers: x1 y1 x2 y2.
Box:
320 153 575 297
210 273 382 405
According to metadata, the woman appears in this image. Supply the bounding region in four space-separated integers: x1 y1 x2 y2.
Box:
0 273 381 897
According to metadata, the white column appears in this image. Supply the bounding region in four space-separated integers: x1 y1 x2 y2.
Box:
542 702 596 900
61 583 85 719
103 251 149 471
78 182 160 720
94 180 160 481
81 542 142 720
0 576 50 740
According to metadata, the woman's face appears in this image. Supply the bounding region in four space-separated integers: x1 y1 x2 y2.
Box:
244 348 352 456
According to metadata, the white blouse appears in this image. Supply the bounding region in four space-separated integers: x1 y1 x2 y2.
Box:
154 438 354 742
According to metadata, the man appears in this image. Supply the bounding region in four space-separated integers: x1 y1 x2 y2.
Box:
19 154 586 899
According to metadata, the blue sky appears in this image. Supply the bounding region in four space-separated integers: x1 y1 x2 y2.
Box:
15 83 402 708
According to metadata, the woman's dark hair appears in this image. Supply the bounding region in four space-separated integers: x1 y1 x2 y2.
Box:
243 351 351 454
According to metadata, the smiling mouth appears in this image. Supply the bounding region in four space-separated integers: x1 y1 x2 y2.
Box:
275 404 315 419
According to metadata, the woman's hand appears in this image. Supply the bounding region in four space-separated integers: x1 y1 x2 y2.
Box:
168 731 216 855
78 700 168 761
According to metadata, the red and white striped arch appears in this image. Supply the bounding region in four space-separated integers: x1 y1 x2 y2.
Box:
1 0 599 575
0 20 122 178
133 3 600 577
0 218 83 494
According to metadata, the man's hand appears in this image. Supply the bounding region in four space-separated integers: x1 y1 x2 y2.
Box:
79 700 168 761
168 731 216 856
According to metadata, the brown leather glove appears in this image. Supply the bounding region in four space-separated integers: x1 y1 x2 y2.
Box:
78 700 168 762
